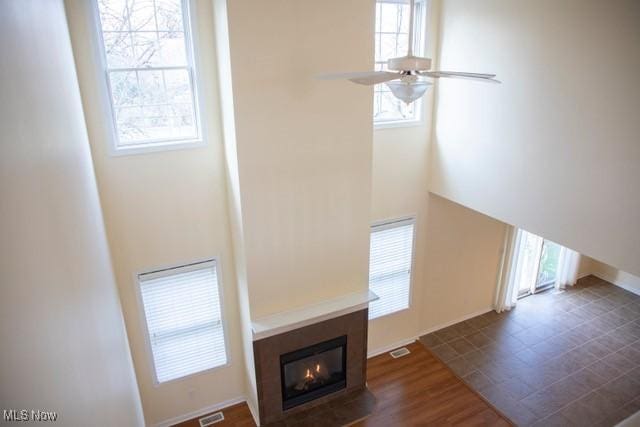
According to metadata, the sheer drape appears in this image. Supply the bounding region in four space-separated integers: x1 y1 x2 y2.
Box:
495 226 583 312
555 247 581 289
494 226 522 312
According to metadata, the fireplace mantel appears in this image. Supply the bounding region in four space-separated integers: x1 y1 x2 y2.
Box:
251 290 378 341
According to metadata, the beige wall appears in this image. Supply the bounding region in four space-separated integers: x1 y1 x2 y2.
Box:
430 0 640 277
52 0 529 424
65 0 246 425
368 0 438 353
368 122 431 353
211 0 259 418
578 256 595 278
368 0 505 352
368 191 507 353
421 195 506 330
0 1 143 424
590 260 640 296
225 0 374 320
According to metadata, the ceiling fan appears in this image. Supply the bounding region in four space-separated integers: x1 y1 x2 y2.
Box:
317 0 500 104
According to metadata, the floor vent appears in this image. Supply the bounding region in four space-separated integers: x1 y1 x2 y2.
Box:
199 412 224 427
390 347 410 358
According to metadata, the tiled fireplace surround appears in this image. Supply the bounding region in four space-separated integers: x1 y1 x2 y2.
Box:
252 310 370 425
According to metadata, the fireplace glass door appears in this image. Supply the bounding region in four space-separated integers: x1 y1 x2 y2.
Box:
280 335 347 410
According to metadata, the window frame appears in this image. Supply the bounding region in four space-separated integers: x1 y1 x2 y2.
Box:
91 0 206 156
134 258 230 386
368 216 418 320
373 0 429 129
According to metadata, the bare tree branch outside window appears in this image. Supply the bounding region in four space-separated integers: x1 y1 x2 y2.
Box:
97 0 198 146
374 0 426 125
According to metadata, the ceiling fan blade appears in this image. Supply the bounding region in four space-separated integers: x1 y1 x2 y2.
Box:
419 71 501 83
315 71 400 85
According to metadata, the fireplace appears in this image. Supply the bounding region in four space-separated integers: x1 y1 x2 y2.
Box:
280 335 347 410
252 309 370 425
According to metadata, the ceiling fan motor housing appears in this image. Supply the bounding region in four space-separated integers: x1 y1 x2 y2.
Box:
387 56 432 72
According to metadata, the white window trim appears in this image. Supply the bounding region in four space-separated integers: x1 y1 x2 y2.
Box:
90 0 207 156
368 215 418 320
373 0 430 130
134 258 231 387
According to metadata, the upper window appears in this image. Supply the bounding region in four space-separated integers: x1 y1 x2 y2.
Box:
138 260 227 384
95 0 201 152
374 0 426 126
368 217 415 320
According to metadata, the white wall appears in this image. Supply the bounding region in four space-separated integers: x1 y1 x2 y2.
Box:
431 0 640 277
65 1 246 424
0 1 143 424
225 0 374 320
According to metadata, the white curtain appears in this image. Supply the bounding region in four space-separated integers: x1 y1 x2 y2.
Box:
555 247 581 289
494 226 523 313
495 226 583 310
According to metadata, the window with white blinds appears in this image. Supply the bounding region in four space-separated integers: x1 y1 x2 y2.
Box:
138 260 227 384
368 218 415 320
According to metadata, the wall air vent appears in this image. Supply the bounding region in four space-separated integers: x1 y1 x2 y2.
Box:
389 347 411 358
199 411 224 427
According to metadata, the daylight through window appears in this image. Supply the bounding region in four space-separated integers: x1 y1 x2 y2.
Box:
368 218 415 319
138 260 227 384
96 0 200 149
374 0 426 125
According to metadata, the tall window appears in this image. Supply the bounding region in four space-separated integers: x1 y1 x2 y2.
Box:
374 0 427 126
515 231 563 297
138 260 227 384
368 218 415 320
95 0 201 151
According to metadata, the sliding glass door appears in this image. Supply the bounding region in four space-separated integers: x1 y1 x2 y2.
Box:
537 240 561 289
515 230 562 297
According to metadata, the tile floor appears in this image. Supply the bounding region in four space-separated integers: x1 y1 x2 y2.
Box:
420 275 640 427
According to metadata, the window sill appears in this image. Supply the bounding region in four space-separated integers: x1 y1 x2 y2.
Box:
368 306 411 322
153 360 231 387
374 119 423 130
110 138 206 157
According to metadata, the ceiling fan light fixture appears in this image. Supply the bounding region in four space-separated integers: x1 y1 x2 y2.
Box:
315 0 499 94
385 80 431 104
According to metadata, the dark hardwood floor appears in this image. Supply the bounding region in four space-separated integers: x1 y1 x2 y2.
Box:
355 342 509 426
174 342 510 426
173 401 254 427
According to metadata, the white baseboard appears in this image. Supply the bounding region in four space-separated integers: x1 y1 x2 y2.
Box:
367 336 418 358
154 395 246 427
366 306 495 359
417 306 494 338
246 397 260 426
592 272 640 296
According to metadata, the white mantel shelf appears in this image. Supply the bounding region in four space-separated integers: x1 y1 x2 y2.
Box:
251 290 379 341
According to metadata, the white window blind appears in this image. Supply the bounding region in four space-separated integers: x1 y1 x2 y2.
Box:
95 0 201 150
138 260 227 384
368 218 415 320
